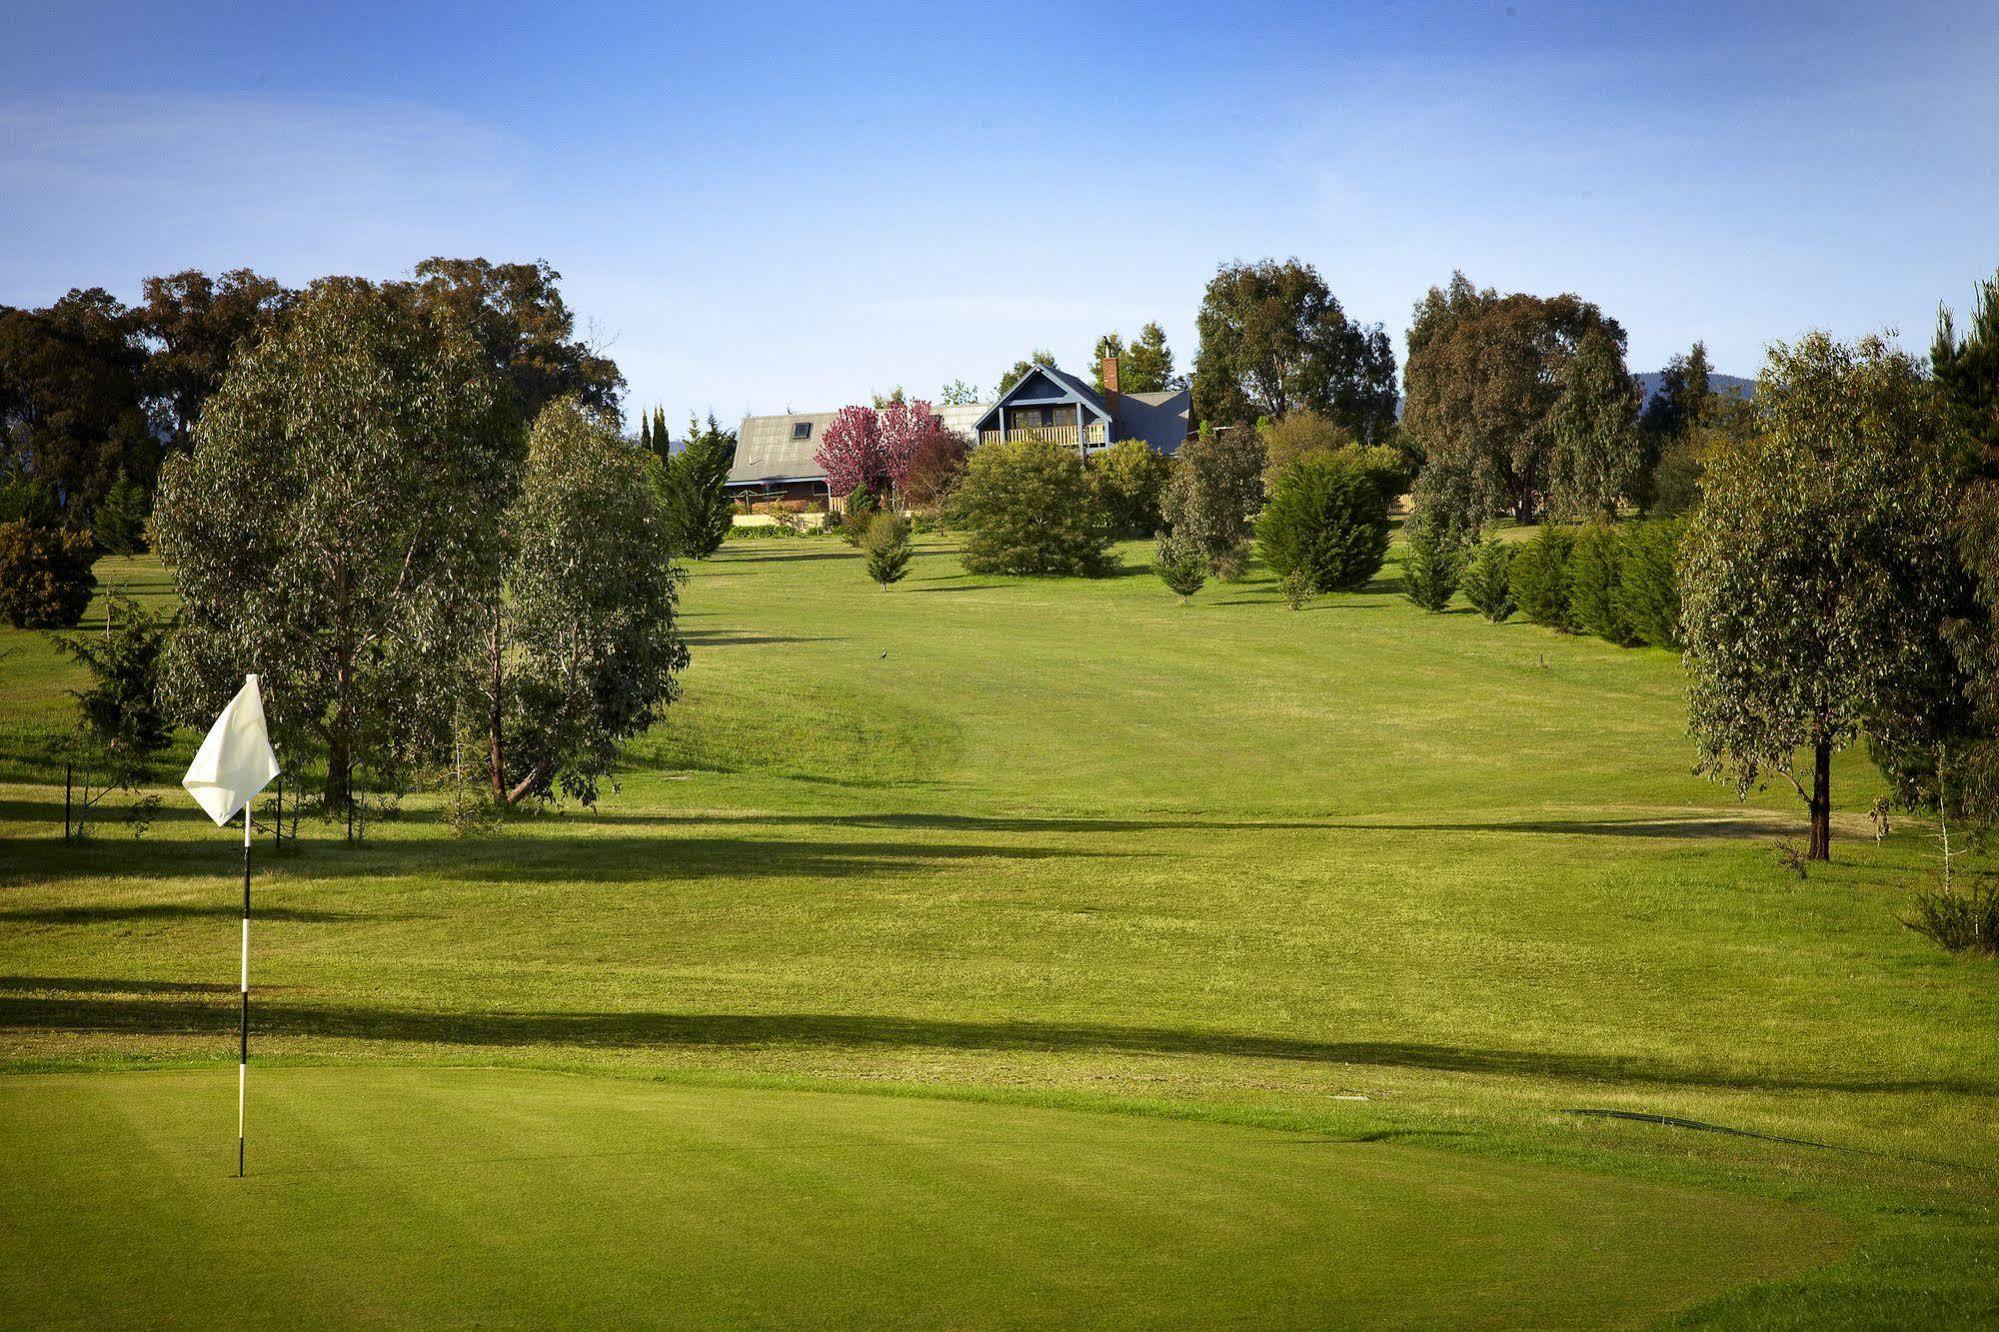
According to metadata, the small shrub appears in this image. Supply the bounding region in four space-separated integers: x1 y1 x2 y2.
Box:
0 520 97 629
1462 538 1516 623
1152 531 1207 603
1401 511 1468 613
952 436 1116 577
1511 525 1576 631
1089 438 1172 535
839 487 878 546
1904 873 1999 956
1162 422 1263 581
861 512 913 590
1620 518 1685 648
1279 568 1316 610
1568 523 1638 645
1256 452 1390 595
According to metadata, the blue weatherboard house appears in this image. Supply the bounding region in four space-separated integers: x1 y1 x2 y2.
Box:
726 355 1192 504
972 356 1192 458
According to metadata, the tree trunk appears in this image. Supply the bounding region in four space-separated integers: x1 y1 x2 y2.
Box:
1512 492 1537 525
1807 738 1832 861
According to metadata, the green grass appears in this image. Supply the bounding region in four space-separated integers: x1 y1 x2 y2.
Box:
2 538 1995 1326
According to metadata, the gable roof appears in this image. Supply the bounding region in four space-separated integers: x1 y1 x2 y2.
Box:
975 363 1113 433
727 411 839 486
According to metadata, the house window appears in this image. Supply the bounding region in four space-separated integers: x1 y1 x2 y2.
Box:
791 422 812 440
1038 407 1054 427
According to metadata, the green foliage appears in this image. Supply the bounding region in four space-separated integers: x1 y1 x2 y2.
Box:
1636 341 1713 512
951 436 1115 577
1401 511 1468 613
659 417 734 559
1093 323 1176 394
1904 871 1999 957
150 276 517 805
1510 525 1576 631
1088 439 1172 535
92 470 148 555
1619 519 1684 649
860 512 913 589
53 591 174 778
1547 328 1643 521
1152 531 1207 602
1683 332 1962 860
495 397 689 807
996 350 1058 396
0 290 155 524
1255 451 1390 595
0 520 97 628
1257 410 1354 493
1567 524 1636 645
1404 272 1628 530
1163 422 1264 579
1192 260 1397 441
1279 568 1316 610
137 267 292 453
839 487 878 546
1461 538 1516 623
938 379 981 406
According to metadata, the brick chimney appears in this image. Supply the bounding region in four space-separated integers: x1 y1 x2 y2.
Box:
1100 353 1121 397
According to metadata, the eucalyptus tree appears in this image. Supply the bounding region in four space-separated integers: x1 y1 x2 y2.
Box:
484 398 688 805
1546 328 1643 521
153 277 517 808
1682 332 1962 860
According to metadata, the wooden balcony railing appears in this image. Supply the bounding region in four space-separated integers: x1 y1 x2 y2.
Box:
978 422 1108 448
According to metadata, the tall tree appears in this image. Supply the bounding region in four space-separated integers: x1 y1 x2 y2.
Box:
153 277 516 809
1191 259 1396 441
392 258 625 426
815 405 887 500
1403 272 1627 531
1682 332 1962 860
136 268 293 454
996 349 1059 396
1546 328 1643 521
0 289 155 520
1635 341 1714 511
876 398 937 493
659 413 736 558
1927 270 1999 819
1125 321 1178 392
938 379 981 406
486 398 687 805
639 411 654 458
1162 422 1265 579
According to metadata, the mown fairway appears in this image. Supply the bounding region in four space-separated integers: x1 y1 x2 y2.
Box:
2 537 1995 1326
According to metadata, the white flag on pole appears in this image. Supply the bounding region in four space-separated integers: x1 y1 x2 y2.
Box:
182 674 281 826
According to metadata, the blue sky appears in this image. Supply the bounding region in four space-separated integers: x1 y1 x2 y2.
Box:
3 1 1995 425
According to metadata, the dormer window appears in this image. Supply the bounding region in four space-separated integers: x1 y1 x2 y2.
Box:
791 422 812 440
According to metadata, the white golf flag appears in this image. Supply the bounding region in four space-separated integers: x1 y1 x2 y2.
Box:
182 674 281 826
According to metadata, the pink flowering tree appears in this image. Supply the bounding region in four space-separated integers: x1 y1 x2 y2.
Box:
814 405 885 499
877 398 940 492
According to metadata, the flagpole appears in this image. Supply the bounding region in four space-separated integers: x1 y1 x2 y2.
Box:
239 795 250 1178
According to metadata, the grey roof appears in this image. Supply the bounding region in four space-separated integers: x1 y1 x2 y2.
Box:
1112 388 1193 455
727 411 840 486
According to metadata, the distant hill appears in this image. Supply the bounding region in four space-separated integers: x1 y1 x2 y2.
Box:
1632 370 1755 406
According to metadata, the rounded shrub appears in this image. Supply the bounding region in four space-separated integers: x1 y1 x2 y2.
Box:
951 436 1116 576
1510 525 1576 630
0 519 97 629
1620 518 1685 648
1255 452 1390 595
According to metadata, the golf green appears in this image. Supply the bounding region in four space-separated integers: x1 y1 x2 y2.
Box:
0 1066 1843 1328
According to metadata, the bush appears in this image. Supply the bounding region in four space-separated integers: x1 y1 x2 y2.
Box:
1568 524 1638 645
952 436 1116 576
93 471 148 555
1510 525 1576 630
1462 538 1516 623
1152 531 1207 603
1905 872 1999 956
1620 518 1685 648
860 512 913 589
903 429 970 511
1163 422 1263 581
838 487 878 546
0 520 97 628
1255 451 1390 595
1089 439 1172 535
1279 568 1315 610
1401 511 1468 613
